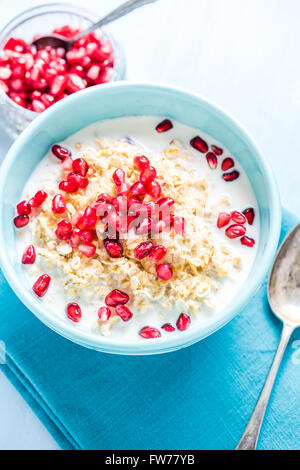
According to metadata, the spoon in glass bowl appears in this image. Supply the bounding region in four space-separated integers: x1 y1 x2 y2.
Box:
236 222 300 450
32 0 158 50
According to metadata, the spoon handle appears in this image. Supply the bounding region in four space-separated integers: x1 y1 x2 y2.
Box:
72 0 159 42
236 322 294 450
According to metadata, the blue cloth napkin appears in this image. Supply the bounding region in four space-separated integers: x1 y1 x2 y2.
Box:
0 209 299 450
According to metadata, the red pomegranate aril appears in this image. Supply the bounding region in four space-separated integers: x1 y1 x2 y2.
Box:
105 289 129 307
176 313 191 331
81 207 97 229
9 78 25 92
117 181 130 196
222 170 240 182
10 94 26 108
69 228 81 248
217 212 231 229
32 274 51 298
104 240 123 258
225 224 246 239
22 245 36 264
243 207 255 225
134 241 154 260
51 144 72 161
158 197 174 210
155 119 173 133
221 157 234 171
149 245 167 262
113 168 125 186
130 181 147 198
97 193 113 204
40 93 55 108
134 155 150 171
190 136 208 153
211 145 223 156
66 73 87 93
140 166 156 185
241 236 255 247
55 219 73 240
231 211 246 224
80 229 96 243
156 263 173 281
161 323 175 332
14 214 29 228
31 99 46 113
98 306 111 323
139 326 161 339
0 79 9 94
28 190 47 207
72 158 89 177
52 194 66 214
59 180 78 193
50 75 67 96
66 303 82 322
146 180 161 199
86 64 100 81
115 305 133 322
206 152 218 169
67 172 89 189
136 217 152 235
61 156 73 172
0 66 12 80
78 242 96 258
17 200 31 216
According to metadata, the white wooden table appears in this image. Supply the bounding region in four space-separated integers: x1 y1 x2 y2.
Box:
0 0 299 450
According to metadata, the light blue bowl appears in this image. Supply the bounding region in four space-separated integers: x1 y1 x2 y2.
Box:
0 82 281 355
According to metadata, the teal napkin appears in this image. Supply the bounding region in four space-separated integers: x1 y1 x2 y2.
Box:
0 209 299 450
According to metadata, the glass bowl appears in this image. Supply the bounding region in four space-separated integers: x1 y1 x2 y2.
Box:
0 3 126 139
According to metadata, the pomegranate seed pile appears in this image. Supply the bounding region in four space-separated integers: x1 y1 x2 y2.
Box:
0 25 114 113
15 117 257 339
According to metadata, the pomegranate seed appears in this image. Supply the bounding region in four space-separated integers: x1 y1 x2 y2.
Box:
134 155 150 170
71 210 84 227
241 236 255 247
225 224 246 239
136 217 152 235
104 240 123 258
98 306 111 323
61 157 73 172
105 289 129 307
50 75 67 96
222 170 240 182
81 207 97 229
173 216 185 235
156 119 173 133
17 200 31 216
243 207 255 225
14 215 29 228
51 144 72 161
146 180 161 199
211 145 223 156
52 194 66 214
32 99 46 113
86 64 100 81
117 181 130 196
10 94 26 108
55 219 73 240
59 180 78 193
140 166 156 185
66 303 82 322
176 313 191 331
66 73 87 93
217 212 231 228
231 211 246 224
78 242 96 258
139 326 161 338
79 229 95 243
206 152 218 169
190 136 208 153
72 158 89 177
67 172 89 189
221 157 234 171
161 323 175 332
97 193 113 204
134 241 154 260
158 197 174 210
40 93 55 108
28 190 47 207
113 168 125 186
22 245 36 264
115 305 133 322
149 245 167 262
130 181 147 198
156 263 173 280
0 66 12 80
69 228 81 248
32 274 51 298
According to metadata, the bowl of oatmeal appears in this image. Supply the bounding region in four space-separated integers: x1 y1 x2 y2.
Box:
0 82 281 354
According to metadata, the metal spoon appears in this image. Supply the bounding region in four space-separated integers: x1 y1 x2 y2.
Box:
32 0 158 51
236 222 300 450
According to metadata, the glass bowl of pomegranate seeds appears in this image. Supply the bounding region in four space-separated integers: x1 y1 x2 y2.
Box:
0 3 125 138
0 83 281 354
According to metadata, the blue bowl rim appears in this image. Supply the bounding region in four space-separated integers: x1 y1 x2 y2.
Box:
0 82 282 354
